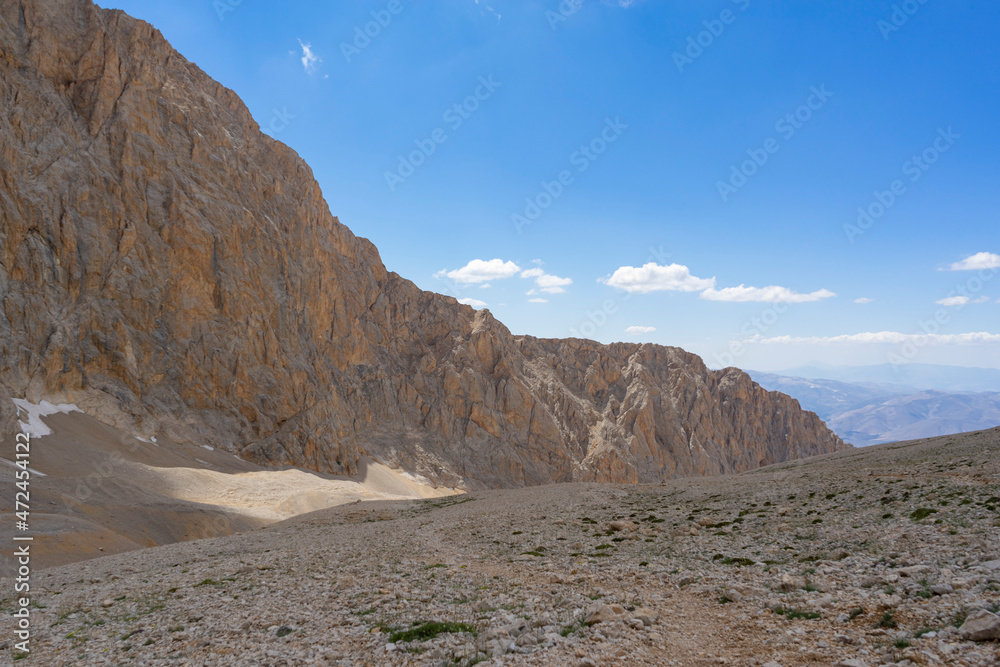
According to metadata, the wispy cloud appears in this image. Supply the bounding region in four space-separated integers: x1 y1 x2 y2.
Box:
625 325 656 335
458 297 488 308
744 331 1000 345
854 297 875 304
528 297 549 304
936 295 990 306
701 286 836 304
473 0 501 21
942 252 1000 271
298 39 321 75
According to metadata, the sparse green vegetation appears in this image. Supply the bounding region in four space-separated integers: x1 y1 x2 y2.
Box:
878 611 898 629
909 508 938 521
774 607 820 620
388 621 477 643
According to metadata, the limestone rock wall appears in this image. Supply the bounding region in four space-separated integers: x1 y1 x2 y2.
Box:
0 0 848 489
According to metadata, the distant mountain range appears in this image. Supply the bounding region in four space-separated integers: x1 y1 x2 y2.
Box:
767 363 1000 394
748 367 1000 447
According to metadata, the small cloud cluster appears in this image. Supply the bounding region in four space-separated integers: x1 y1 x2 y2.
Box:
436 259 572 304
625 325 656 335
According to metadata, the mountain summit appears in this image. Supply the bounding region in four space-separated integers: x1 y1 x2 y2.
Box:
0 0 847 488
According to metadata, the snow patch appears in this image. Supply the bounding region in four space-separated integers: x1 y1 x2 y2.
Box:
201 445 215 451
11 399 81 438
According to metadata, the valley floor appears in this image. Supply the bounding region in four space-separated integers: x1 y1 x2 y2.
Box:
4 428 1000 666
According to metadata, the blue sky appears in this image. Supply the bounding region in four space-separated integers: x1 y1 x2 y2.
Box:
102 0 1000 371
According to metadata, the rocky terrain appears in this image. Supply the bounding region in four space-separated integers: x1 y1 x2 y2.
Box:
5 426 998 665
1 0 845 492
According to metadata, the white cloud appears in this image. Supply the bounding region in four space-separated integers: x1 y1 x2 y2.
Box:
936 296 969 306
943 252 1000 271
458 297 488 308
854 297 875 304
744 331 1000 345
528 298 549 304
522 268 572 294
625 326 656 335
602 262 715 294
603 261 834 304
298 40 321 75
437 259 520 284
700 286 836 304
479 283 491 289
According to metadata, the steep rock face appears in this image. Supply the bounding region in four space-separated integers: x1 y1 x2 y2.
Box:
0 0 848 489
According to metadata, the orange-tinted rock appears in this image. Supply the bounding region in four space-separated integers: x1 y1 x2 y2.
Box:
0 0 848 489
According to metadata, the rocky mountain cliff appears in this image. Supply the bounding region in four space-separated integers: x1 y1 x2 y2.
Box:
0 0 848 489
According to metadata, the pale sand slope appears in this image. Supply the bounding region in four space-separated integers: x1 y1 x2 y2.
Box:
0 404 459 571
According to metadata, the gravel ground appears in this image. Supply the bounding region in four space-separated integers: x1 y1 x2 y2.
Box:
4 427 1000 666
